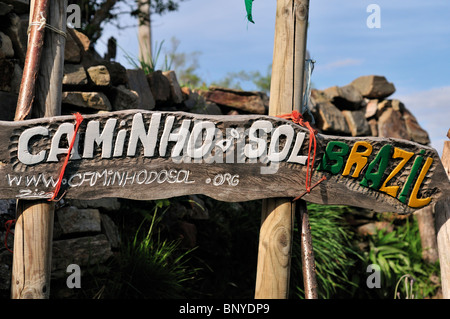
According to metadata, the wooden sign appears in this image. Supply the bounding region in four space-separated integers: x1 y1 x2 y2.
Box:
1 110 448 214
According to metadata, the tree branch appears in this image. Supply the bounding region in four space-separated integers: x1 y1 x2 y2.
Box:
86 0 119 44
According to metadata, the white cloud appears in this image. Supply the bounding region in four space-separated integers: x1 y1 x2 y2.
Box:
395 86 450 156
316 58 364 71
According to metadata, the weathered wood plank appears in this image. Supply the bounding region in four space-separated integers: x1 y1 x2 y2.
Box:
436 140 450 298
0 110 447 214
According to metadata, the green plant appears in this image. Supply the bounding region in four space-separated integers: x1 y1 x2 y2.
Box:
394 274 415 299
123 40 172 74
108 199 197 298
164 37 203 88
363 217 440 299
290 204 363 299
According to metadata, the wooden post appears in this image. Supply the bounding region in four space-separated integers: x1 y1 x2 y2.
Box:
436 134 450 298
14 0 49 121
137 0 152 66
415 206 439 263
11 0 67 299
298 200 318 298
255 0 310 299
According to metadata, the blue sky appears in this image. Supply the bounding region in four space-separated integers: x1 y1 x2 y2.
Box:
97 0 450 155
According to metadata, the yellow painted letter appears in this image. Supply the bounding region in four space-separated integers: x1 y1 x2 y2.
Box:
342 141 373 178
408 157 433 208
379 147 414 198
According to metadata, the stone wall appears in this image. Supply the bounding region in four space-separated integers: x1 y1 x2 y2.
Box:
0 1 214 297
310 75 430 145
0 0 432 298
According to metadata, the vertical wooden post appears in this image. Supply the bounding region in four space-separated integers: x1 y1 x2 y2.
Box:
137 0 152 66
436 136 450 298
11 0 67 299
255 0 310 299
14 0 49 121
298 200 318 298
34 0 67 118
415 206 439 263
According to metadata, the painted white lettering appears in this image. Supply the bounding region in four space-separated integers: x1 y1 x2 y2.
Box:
136 170 147 184
187 121 216 159
113 121 128 157
159 116 175 156
288 132 308 164
127 113 160 157
245 120 272 159
41 174 59 188
145 171 158 184
268 125 294 162
207 129 226 164
94 169 108 186
167 169 177 183
7 174 22 186
122 171 136 187
161 119 192 159
26 174 42 187
113 171 126 186
177 170 194 184
47 123 81 162
68 173 82 187
83 119 117 158
157 170 168 183
18 126 49 165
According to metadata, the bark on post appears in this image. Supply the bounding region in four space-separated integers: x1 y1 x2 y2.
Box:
436 136 450 298
14 0 49 121
298 200 318 298
255 0 310 299
11 0 67 299
415 206 439 263
137 0 152 67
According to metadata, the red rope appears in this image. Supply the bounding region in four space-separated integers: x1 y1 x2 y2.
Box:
277 110 326 201
4 219 16 253
4 114 83 252
49 112 84 202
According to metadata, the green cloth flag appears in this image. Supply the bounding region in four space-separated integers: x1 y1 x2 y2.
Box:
245 0 255 23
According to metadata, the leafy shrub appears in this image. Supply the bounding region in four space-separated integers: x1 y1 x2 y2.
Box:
361 217 440 299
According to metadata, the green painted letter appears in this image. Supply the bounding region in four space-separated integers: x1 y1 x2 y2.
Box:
360 144 392 189
317 141 350 174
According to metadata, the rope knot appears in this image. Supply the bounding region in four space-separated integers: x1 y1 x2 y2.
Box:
37 12 46 30
27 11 67 38
277 110 326 201
279 110 303 125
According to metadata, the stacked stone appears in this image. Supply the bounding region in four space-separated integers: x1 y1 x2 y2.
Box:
61 28 149 114
0 1 29 120
310 75 430 145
